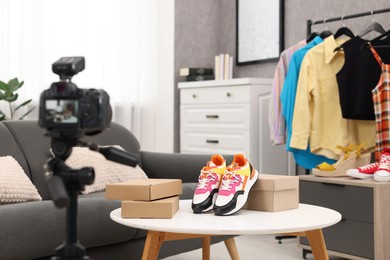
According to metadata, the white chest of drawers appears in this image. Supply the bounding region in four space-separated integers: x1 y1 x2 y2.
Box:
178 78 288 174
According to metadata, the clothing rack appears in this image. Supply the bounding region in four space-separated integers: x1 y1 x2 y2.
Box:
291 8 390 258
307 7 390 35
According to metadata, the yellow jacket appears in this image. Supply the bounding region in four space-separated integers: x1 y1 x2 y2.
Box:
289 35 375 160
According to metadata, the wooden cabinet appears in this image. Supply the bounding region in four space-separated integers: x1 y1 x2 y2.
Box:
178 78 288 174
299 175 390 260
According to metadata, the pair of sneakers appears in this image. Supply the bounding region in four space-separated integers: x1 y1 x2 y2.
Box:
346 149 390 181
191 154 259 216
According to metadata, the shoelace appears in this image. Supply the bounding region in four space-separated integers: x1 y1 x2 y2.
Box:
219 172 240 191
379 154 390 170
197 170 217 189
358 163 378 171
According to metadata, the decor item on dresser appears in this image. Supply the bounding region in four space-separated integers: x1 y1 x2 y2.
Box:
0 120 231 260
178 78 290 175
179 67 215 82
214 53 233 80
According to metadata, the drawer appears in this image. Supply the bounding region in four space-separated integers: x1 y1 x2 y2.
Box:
300 219 374 259
180 129 250 155
180 86 250 104
180 104 250 129
300 180 373 223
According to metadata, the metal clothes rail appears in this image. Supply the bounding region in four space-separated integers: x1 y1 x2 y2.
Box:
307 7 390 36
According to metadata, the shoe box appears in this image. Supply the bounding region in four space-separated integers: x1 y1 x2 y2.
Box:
106 179 182 218
245 174 299 212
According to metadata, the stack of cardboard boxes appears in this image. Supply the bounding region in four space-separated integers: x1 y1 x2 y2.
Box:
106 179 182 218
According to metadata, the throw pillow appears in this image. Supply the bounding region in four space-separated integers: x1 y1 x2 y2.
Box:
65 147 147 194
0 156 42 204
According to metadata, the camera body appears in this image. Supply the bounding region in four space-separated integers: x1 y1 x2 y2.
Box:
39 57 112 136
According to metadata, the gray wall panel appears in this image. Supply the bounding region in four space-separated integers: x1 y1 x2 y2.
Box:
174 0 390 151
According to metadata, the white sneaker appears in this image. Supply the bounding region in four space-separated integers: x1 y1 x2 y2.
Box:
374 150 390 182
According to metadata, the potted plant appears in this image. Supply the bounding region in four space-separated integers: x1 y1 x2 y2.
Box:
0 78 34 121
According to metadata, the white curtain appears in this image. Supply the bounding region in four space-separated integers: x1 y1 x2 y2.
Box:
0 0 174 152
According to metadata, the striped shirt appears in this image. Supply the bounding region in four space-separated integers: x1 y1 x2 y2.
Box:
268 40 306 145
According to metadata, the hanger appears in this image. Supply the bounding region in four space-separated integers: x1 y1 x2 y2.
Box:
319 18 333 39
359 11 386 37
307 32 319 43
334 16 355 39
361 29 390 49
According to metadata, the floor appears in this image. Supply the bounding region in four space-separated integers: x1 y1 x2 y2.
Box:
162 234 347 260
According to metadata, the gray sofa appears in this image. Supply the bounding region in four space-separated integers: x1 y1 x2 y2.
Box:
0 120 230 260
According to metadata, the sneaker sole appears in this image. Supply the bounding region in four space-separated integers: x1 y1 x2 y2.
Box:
214 169 259 216
374 174 390 182
346 172 373 179
192 189 218 213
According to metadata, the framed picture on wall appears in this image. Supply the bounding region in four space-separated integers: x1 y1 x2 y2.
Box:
236 0 284 65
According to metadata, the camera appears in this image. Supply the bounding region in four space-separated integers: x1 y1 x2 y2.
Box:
39 57 112 137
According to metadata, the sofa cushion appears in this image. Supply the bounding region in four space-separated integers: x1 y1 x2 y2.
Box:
65 147 148 194
0 156 42 204
0 194 138 260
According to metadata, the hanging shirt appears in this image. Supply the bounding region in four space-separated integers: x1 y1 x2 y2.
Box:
337 36 390 120
290 35 376 160
370 44 390 160
280 36 336 169
268 40 306 145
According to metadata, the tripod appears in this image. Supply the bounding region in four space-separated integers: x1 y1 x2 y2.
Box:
46 136 94 260
45 132 138 260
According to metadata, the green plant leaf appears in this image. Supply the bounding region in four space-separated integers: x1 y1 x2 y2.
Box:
0 110 6 121
18 107 35 120
8 78 24 93
0 81 8 92
0 91 6 100
5 93 18 102
14 99 32 112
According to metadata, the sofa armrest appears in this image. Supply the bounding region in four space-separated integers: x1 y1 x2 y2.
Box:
140 151 233 183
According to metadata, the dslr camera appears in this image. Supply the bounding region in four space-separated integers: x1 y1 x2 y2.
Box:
39 57 112 137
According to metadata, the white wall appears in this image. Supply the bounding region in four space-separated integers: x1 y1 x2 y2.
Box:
0 0 175 153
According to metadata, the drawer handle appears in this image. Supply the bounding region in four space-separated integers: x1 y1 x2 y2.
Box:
226 92 231 97
206 140 219 144
321 183 346 188
206 115 219 119
192 94 197 98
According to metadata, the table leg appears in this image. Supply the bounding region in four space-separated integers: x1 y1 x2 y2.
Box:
304 229 329 260
224 237 240 260
142 230 165 260
202 236 210 260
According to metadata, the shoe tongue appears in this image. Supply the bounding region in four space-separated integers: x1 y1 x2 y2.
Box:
227 162 238 171
203 161 217 171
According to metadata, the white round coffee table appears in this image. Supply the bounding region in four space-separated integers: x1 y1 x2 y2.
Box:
111 200 341 260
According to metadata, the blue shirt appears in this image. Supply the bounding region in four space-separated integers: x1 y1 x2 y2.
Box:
280 36 336 169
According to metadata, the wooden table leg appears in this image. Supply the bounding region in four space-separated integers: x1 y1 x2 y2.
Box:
224 237 240 260
202 236 211 260
284 229 328 260
304 229 329 260
141 231 241 260
142 230 165 260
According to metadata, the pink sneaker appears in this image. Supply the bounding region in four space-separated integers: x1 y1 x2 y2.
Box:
192 154 226 213
374 149 390 182
346 162 378 179
214 154 259 216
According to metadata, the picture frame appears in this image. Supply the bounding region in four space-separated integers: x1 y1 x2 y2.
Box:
236 0 284 65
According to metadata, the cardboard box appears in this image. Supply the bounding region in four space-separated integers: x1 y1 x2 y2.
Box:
106 179 182 201
121 196 179 218
245 174 299 212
